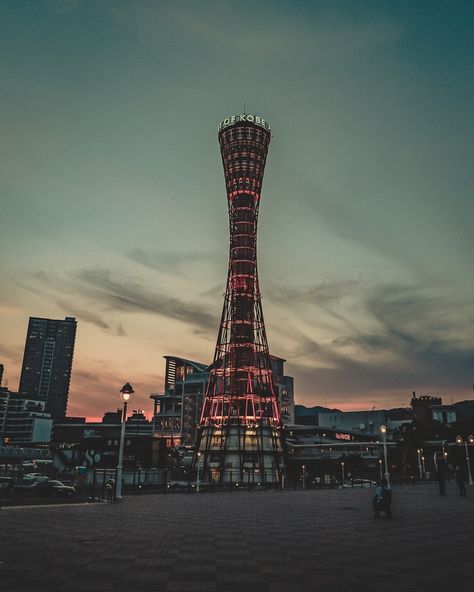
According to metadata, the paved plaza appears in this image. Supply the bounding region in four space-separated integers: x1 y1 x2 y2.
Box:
1 482 473 592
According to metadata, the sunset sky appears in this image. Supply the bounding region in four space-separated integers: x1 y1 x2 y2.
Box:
1 1 473 418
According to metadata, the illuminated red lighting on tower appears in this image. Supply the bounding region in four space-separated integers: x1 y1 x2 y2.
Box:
197 114 283 484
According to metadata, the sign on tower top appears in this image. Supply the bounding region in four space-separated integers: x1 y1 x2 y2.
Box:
218 114 270 133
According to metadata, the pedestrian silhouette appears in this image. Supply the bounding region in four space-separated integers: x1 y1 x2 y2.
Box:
437 460 446 496
105 478 115 503
373 478 392 518
455 465 467 497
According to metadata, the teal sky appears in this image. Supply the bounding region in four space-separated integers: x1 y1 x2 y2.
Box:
1 0 473 417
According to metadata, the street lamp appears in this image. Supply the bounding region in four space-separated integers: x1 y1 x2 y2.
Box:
421 455 426 478
417 449 423 480
196 451 201 492
116 382 134 500
380 425 390 485
378 458 383 480
456 434 474 486
302 464 306 489
320 433 326 460
341 461 345 485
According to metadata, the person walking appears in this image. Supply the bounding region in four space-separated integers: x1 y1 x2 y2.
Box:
437 460 446 496
373 478 392 518
455 465 467 496
105 478 115 503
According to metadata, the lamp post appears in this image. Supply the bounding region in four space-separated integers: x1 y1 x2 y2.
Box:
302 464 306 489
456 434 474 486
320 433 326 460
468 436 474 485
116 382 134 500
196 451 201 493
341 461 345 485
417 449 423 480
380 425 390 485
379 458 383 480
421 455 426 479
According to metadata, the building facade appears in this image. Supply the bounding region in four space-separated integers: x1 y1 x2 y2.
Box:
52 414 155 471
270 356 294 425
150 356 209 448
0 387 53 443
18 316 77 422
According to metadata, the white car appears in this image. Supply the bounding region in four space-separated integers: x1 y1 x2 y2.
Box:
342 479 377 488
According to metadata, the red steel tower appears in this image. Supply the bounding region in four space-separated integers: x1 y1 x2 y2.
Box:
197 114 283 484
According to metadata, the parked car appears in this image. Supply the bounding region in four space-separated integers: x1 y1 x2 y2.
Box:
0 476 16 496
23 473 47 479
167 480 192 490
342 479 377 488
32 480 76 498
12 475 49 494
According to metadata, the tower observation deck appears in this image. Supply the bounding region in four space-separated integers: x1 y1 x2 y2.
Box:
197 114 284 484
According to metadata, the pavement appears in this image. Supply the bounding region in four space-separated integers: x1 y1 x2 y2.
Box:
1 482 473 592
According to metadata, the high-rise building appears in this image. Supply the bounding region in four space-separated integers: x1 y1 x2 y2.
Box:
197 114 283 484
18 316 76 422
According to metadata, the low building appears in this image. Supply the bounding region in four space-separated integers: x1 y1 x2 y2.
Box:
295 405 392 438
0 387 53 443
452 400 474 421
431 405 457 425
411 392 442 422
52 414 155 470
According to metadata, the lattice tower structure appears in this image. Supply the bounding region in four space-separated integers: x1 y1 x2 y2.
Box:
197 114 283 484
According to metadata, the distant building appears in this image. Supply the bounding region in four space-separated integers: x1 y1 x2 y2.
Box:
0 363 4 386
270 356 295 425
295 405 390 437
452 400 474 421
102 410 122 424
410 391 442 422
0 387 8 435
52 414 155 470
0 386 53 443
18 316 77 422
431 405 456 425
150 356 209 448
126 411 154 437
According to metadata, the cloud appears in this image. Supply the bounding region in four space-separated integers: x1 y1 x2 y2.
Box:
109 2 402 63
286 283 474 404
50 0 83 13
15 267 218 334
69 363 163 419
295 178 437 281
56 299 127 336
269 278 362 329
76 268 217 332
129 248 216 273
56 299 111 330
0 344 21 363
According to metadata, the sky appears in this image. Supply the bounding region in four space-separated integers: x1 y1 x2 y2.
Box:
0 0 473 418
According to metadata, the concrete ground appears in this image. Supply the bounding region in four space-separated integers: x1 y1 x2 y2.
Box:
1 482 473 592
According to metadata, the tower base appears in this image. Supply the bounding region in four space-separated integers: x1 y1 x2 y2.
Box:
197 421 283 484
